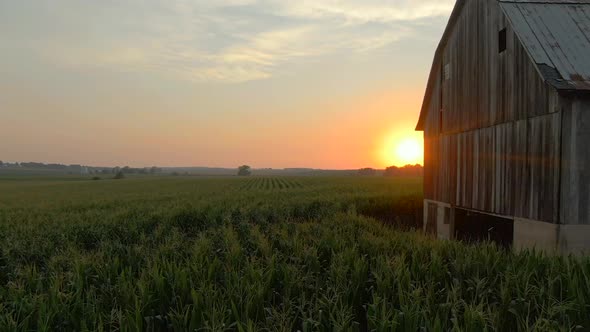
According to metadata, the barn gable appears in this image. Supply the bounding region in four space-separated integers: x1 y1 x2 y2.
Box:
416 0 590 131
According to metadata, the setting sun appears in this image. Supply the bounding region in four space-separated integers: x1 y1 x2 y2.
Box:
379 130 423 167
396 138 422 165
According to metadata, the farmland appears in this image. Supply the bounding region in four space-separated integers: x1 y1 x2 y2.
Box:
0 175 589 331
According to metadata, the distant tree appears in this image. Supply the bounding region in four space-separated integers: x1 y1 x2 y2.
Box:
384 164 423 177
0 161 3 167
357 168 377 176
92 176 101 181
383 166 399 177
237 165 252 176
113 171 125 180
113 166 121 174
149 166 162 174
122 166 131 173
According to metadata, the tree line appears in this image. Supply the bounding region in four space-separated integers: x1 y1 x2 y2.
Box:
357 164 423 177
0 161 162 175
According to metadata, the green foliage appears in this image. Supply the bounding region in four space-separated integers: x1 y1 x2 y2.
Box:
0 176 588 331
238 165 252 176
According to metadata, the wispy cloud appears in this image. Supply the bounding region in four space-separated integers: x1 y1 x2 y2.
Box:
278 1 455 23
3 0 454 83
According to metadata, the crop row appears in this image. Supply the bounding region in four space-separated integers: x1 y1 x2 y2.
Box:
239 177 304 191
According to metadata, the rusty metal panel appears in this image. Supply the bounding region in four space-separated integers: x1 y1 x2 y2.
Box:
501 2 590 90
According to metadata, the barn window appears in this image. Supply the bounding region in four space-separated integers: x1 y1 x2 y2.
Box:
499 28 507 53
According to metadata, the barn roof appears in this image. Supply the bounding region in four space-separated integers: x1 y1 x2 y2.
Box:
502 1 590 91
416 0 590 131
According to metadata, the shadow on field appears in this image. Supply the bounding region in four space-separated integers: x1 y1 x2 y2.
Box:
355 195 423 231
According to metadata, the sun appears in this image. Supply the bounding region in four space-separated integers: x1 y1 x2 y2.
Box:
379 132 423 167
395 138 422 166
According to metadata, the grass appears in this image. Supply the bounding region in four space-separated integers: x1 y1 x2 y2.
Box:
0 175 588 331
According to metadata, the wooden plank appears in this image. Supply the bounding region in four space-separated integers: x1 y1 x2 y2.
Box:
514 119 529 218
560 97 590 225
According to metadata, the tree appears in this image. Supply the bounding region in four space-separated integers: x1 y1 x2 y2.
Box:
357 168 376 176
237 165 252 176
384 164 423 177
0 161 3 167
113 171 125 179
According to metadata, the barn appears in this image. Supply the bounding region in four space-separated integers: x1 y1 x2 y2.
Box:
415 0 590 254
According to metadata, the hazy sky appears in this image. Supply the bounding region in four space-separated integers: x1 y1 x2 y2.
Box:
1 0 454 169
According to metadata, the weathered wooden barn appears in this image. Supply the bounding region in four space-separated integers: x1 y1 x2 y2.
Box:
416 0 590 254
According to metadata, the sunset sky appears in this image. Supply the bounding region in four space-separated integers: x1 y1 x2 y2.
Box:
1 0 455 169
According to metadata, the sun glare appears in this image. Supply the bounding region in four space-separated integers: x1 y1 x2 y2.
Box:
380 132 423 167
395 138 422 166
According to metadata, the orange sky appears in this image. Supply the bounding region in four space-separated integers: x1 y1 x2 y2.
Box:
0 1 450 169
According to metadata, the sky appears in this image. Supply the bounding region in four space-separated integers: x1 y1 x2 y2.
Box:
0 0 454 169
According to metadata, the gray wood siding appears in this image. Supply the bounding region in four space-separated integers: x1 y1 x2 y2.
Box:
437 0 558 134
561 97 590 225
422 0 563 223
426 113 561 223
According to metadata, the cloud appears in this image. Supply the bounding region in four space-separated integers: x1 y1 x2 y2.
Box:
277 0 455 23
6 0 454 83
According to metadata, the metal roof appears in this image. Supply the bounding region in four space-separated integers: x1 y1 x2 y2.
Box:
501 1 590 91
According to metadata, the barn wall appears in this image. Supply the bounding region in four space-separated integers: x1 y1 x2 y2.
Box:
423 64 442 201
560 96 590 225
438 0 558 134
422 0 562 223
429 113 560 223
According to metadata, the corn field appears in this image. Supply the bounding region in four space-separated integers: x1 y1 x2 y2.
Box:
0 175 588 331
